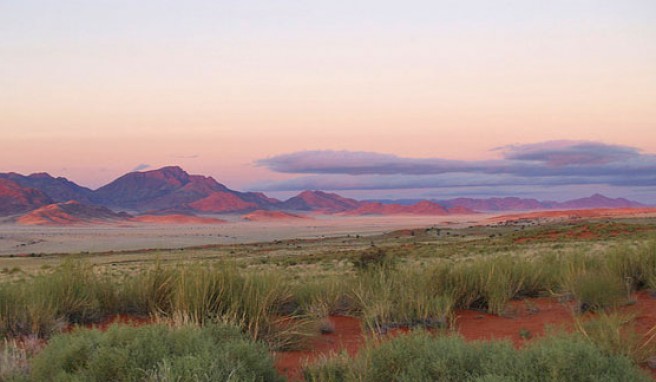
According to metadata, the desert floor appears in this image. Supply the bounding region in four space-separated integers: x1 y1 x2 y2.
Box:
0 214 491 256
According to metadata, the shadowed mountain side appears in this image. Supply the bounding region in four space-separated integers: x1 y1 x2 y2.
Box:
0 172 96 204
0 179 53 216
94 166 279 212
17 201 131 225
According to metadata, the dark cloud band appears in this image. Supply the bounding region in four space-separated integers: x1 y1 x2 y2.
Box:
254 141 656 191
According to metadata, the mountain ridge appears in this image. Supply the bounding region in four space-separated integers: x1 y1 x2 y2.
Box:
0 166 647 217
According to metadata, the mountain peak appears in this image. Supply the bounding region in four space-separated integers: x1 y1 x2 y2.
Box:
28 172 55 179
139 166 190 184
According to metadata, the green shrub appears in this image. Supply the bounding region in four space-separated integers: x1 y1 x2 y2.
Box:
25 323 282 382
304 331 651 381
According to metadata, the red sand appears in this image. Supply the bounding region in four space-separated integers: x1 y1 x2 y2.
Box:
275 316 364 381
513 223 654 244
275 292 656 381
493 207 656 223
36 294 656 381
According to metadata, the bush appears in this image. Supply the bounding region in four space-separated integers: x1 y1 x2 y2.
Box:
304 331 651 381
353 247 396 271
24 323 283 382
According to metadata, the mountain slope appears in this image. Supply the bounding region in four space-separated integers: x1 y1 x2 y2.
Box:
440 194 643 212
93 166 278 212
279 190 361 212
441 197 552 211
0 179 53 216
0 172 95 204
345 200 472 216
17 201 131 225
555 194 643 209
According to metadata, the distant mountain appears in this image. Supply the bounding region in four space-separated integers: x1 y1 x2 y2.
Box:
279 190 361 213
0 172 95 204
555 194 643 209
0 179 53 216
94 166 224 210
94 166 278 212
440 197 554 211
437 195 643 212
345 200 473 216
17 201 131 225
1 166 647 217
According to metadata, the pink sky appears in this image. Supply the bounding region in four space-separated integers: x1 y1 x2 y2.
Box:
1 1 655 198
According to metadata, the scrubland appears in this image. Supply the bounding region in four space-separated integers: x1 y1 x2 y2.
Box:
1 219 656 381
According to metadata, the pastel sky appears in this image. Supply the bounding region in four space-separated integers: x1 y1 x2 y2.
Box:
1 1 655 202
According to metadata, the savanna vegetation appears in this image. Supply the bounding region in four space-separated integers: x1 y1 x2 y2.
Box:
1 220 656 381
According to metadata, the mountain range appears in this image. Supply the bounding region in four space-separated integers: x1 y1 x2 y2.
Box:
0 166 647 220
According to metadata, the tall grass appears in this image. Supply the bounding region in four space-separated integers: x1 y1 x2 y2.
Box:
0 261 318 350
2 237 655 343
575 312 656 364
353 268 454 333
1 261 117 337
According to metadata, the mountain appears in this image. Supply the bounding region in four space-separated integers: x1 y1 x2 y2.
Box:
0 172 95 204
439 194 643 212
2 166 647 216
94 166 278 212
0 179 53 216
440 197 554 212
345 200 473 216
279 190 361 212
94 166 221 210
554 194 643 209
187 191 259 213
17 201 131 225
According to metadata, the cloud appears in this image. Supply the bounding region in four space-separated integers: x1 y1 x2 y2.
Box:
498 140 641 166
256 150 477 175
253 141 656 192
131 163 151 172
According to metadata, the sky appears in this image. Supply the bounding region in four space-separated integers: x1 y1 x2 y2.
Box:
1 1 655 202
